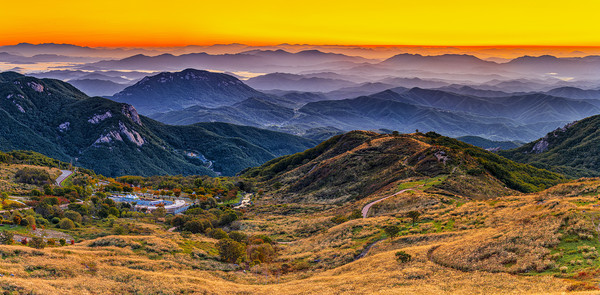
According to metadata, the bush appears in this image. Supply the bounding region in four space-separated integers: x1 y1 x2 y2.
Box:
59 238 66 246
108 207 120 217
15 168 52 185
12 215 22 226
25 215 36 229
170 215 186 228
384 225 400 240
29 236 46 249
229 231 248 244
396 251 412 263
209 228 229 240
184 219 209 234
59 218 75 230
349 209 362 219
331 215 348 224
217 238 247 263
248 243 276 263
249 234 273 245
64 210 82 224
0 230 14 245
51 217 61 224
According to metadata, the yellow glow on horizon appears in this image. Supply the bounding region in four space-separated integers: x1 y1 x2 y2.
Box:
1 0 599 47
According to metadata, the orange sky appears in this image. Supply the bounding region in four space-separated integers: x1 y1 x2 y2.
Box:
1 0 599 47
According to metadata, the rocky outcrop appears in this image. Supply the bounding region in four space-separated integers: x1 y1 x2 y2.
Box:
93 130 123 146
530 121 577 154
122 105 142 126
58 122 70 132
531 139 549 153
118 121 145 147
27 81 44 92
88 111 113 124
92 121 145 147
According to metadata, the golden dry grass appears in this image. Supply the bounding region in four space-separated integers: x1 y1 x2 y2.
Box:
6 178 600 293
0 238 580 294
0 163 61 192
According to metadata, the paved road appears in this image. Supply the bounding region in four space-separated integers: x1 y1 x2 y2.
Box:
361 189 413 218
55 170 73 186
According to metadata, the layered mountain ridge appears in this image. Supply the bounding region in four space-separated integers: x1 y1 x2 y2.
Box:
0 72 316 177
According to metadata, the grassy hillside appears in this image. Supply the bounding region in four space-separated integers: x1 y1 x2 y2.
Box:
245 131 566 203
500 116 600 178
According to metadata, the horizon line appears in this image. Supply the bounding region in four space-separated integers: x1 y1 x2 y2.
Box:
3 42 600 49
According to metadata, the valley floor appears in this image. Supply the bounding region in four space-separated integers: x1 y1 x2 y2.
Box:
0 231 575 295
2 155 600 294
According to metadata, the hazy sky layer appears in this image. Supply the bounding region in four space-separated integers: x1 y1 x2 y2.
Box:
1 0 599 46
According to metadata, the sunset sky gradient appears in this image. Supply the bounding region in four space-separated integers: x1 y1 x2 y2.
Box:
1 0 599 47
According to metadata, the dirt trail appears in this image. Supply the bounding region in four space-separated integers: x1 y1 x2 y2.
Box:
361 188 413 218
354 239 383 260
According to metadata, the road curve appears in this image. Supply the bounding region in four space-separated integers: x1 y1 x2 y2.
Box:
362 189 412 218
55 170 73 187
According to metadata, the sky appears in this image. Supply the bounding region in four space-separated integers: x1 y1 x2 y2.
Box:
1 0 599 47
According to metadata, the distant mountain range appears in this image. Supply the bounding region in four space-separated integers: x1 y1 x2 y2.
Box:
67 79 129 97
0 72 316 177
545 86 600 100
151 97 295 128
383 88 600 124
245 72 357 92
82 49 372 73
145 70 600 142
31 70 151 83
456 136 523 150
110 69 266 114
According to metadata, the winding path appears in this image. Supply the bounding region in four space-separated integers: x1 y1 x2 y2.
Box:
55 170 73 187
362 189 412 218
354 239 383 260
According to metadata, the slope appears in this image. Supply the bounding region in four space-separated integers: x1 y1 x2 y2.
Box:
245 131 566 203
500 116 600 177
0 72 316 177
